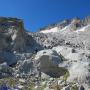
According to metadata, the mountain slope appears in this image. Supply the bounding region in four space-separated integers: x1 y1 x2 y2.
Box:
0 16 90 90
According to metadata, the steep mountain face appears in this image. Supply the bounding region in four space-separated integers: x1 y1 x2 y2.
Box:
0 17 36 65
0 16 90 90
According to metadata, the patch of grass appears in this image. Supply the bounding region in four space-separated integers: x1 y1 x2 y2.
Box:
27 82 35 90
63 70 70 83
41 82 47 90
6 77 16 87
71 85 78 90
0 77 17 88
54 84 61 90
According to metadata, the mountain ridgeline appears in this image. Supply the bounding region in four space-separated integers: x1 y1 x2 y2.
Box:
39 16 90 31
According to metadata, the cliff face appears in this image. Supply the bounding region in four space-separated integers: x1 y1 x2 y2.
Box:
0 17 25 51
0 17 34 65
0 17 42 65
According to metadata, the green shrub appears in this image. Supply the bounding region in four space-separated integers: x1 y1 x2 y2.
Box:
71 85 78 90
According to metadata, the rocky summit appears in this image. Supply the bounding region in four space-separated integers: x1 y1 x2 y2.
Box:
0 16 90 90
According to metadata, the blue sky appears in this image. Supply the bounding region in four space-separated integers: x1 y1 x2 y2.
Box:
0 0 90 32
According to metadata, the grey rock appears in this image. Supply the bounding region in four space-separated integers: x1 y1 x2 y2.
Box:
35 50 68 78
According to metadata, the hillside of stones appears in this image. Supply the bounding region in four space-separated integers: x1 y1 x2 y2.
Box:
0 16 90 90
33 17 90 50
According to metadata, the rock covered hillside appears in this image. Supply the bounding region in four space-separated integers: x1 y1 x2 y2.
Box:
0 16 90 90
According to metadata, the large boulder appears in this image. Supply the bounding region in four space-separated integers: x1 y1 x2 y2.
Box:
35 49 68 78
35 49 62 66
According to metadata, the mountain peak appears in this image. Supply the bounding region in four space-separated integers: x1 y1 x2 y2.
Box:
39 16 90 33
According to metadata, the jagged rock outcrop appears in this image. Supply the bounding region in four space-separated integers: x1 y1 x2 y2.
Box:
84 16 90 25
0 17 36 65
57 19 71 29
0 17 26 52
70 17 82 30
0 17 26 65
